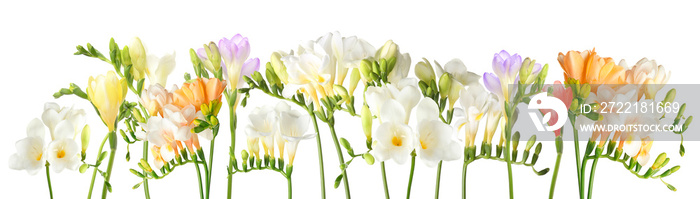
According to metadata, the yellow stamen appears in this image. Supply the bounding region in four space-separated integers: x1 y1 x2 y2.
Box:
57 150 65 159
36 153 43 161
420 140 428 149
392 136 402 146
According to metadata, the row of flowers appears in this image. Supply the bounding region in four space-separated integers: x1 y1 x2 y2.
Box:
9 32 689 199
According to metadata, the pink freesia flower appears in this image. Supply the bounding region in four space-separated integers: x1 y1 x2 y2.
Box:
540 81 573 137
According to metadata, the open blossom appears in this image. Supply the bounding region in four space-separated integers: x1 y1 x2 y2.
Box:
414 98 461 167
623 136 653 166
163 104 211 141
558 49 626 88
213 34 260 89
172 78 226 112
483 50 541 102
415 58 480 109
87 71 128 132
9 119 47 175
140 84 173 117
365 79 421 124
245 103 279 158
540 81 573 137
329 32 376 85
455 84 491 147
42 102 86 140
281 40 334 109
623 58 671 100
274 102 292 160
278 106 314 165
46 120 81 173
482 95 502 144
372 99 415 164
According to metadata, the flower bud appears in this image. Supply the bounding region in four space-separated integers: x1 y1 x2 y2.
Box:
360 59 373 82
519 58 532 84
363 153 375 165
580 84 591 99
438 73 452 99
349 68 361 95
651 152 667 169
333 85 349 99
415 58 436 83
241 150 249 161
525 135 536 151
81 125 91 153
129 37 147 80
121 46 132 67
361 104 372 140
512 131 521 149
662 89 676 105
376 40 398 60
203 42 221 73
271 52 289 84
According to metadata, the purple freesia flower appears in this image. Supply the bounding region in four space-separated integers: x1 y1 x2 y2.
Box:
483 50 523 101
198 34 260 89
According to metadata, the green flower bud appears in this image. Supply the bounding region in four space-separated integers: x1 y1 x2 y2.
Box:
349 68 361 95
361 104 373 140
415 58 436 83
651 153 667 170
270 52 289 84
241 150 249 161
438 73 452 99
525 135 536 151
519 58 532 84
663 89 676 104
363 153 375 165
360 59 373 81
333 85 349 99
81 125 91 153
580 84 591 99
512 131 521 149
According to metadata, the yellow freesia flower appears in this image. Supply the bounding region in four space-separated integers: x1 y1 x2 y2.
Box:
87 71 128 132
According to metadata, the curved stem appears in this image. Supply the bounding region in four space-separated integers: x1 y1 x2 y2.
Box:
308 110 327 199
406 153 416 199
327 121 351 199
194 155 205 199
100 146 117 198
461 159 468 199
287 175 293 199
434 161 443 199
381 162 390 199
87 133 109 199
45 164 54 199
142 141 151 199
227 109 237 199
548 152 562 199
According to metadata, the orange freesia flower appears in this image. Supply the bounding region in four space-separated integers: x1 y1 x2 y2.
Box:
558 49 626 88
172 78 226 111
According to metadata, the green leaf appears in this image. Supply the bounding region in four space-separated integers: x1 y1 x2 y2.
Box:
334 174 343 189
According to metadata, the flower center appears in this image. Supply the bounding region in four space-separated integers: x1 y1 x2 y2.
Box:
36 153 43 161
391 136 402 146
57 150 65 159
420 140 428 149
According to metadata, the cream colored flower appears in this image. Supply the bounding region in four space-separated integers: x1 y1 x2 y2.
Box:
87 71 127 132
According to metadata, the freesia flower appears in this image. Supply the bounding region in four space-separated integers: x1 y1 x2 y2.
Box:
623 136 653 166
172 78 226 112
558 49 626 88
144 116 180 167
415 58 480 109
455 84 491 147
129 37 176 86
414 98 461 167
278 107 314 165
210 34 260 89
483 50 539 102
274 102 292 160
245 104 279 158
623 58 671 100
372 99 415 164
46 120 80 173
328 32 376 85
578 85 638 147
376 40 411 84
281 41 334 108
8 119 47 175
162 104 212 141
482 95 502 144
540 81 573 137
41 102 86 140
140 84 173 117
87 71 128 132
365 79 421 124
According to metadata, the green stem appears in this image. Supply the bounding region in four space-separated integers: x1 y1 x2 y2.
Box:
142 141 151 199
101 145 117 198
462 158 468 199
327 121 351 199
308 110 327 199
406 153 416 199
207 136 216 199
194 155 205 199
548 152 562 199
87 133 109 199
45 163 54 199
504 128 514 199
434 161 443 199
587 151 601 199
227 108 237 199
381 162 390 199
287 176 293 199
570 117 583 199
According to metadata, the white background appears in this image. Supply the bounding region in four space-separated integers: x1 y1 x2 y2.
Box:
1 0 699 198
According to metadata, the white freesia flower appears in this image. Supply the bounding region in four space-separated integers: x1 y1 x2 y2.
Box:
454 84 491 147
414 98 461 167
163 104 212 141
278 107 315 165
140 84 173 117
245 104 278 157
483 95 502 144
46 121 80 173
376 40 411 84
623 58 670 100
130 37 176 86
327 32 376 85
8 119 47 175
281 41 334 108
274 102 292 160
42 102 86 140
144 116 179 167
365 79 421 124
372 99 415 164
